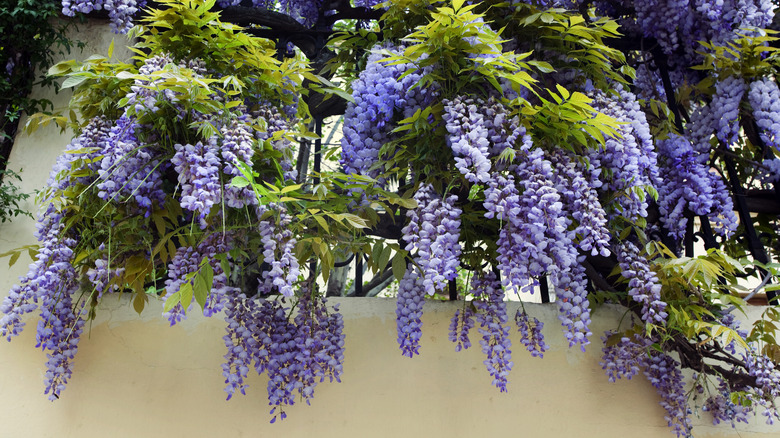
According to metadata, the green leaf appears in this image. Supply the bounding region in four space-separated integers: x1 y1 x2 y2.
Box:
378 246 393 273
527 60 555 73
8 251 20 267
468 184 481 201
193 273 209 310
280 184 302 194
392 252 407 282
201 260 214 288
342 213 368 229
133 292 146 315
61 75 87 89
313 214 329 233
180 283 194 311
163 291 181 313
231 176 250 188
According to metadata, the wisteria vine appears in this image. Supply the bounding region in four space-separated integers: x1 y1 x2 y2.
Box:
3 1 780 435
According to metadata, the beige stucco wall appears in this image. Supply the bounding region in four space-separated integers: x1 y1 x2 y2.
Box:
1 19 779 438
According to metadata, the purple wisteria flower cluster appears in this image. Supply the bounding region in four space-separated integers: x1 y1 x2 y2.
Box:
633 0 691 54
171 140 222 228
36 264 84 401
600 332 690 436
61 0 146 33
508 144 575 290
686 104 720 158
703 377 752 427
481 97 530 162
257 205 300 298
402 184 462 296
85 245 126 299
448 303 476 352
749 77 780 151
3 219 83 402
0 118 119 400
552 261 592 350
550 150 611 257
744 347 780 423
443 95 530 175
587 86 659 222
124 55 210 122
163 232 234 325
478 143 598 350
472 271 513 392
615 240 668 324
253 104 298 181
221 119 258 208
593 0 773 67
97 115 167 216
340 42 434 181
3 3 349 419
600 331 651 382
644 350 692 437
443 97 493 183
515 310 548 358
761 157 780 183
656 133 738 239
713 76 747 146
221 288 344 422
396 267 426 358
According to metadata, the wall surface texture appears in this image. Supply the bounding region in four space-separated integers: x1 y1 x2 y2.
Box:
1 19 779 438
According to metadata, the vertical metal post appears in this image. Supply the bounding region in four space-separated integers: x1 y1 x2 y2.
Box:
313 116 322 185
539 276 550 304
697 216 718 250
449 279 457 301
355 254 364 297
684 218 695 258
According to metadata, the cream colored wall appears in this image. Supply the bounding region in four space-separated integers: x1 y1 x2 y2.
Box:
1 20 779 438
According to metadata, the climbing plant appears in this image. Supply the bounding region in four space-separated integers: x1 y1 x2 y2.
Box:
2 0 780 435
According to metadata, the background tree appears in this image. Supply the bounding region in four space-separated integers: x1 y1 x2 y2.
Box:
0 0 78 221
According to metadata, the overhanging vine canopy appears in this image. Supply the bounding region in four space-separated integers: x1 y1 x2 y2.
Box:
3 0 780 435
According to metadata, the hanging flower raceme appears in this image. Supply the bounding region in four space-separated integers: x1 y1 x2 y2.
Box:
340 42 434 182
656 133 738 239
615 241 668 325
587 86 659 223
97 115 167 216
402 184 462 296
449 302 476 352
749 76 780 151
396 267 426 358
257 205 300 298
712 76 747 147
472 271 513 392
515 310 548 358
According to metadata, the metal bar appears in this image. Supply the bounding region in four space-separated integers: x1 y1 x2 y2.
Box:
449 279 457 301
355 254 364 297
334 253 355 268
539 275 550 304
684 217 695 257
314 116 322 185
697 216 719 250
